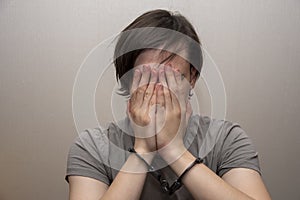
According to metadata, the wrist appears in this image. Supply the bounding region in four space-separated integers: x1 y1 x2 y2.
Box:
158 141 187 164
169 150 196 177
134 138 155 153
133 140 156 161
128 147 156 170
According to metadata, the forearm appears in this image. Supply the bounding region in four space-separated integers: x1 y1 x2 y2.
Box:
100 153 153 200
167 150 255 200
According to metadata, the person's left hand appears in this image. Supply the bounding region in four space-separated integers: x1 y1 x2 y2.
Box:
155 65 193 161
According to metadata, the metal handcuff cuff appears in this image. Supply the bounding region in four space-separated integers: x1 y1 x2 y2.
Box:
128 147 203 195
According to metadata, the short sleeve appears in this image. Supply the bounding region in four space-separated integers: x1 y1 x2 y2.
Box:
217 125 261 177
65 129 111 185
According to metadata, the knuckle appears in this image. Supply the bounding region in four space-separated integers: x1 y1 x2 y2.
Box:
144 90 152 99
137 87 144 95
141 84 148 90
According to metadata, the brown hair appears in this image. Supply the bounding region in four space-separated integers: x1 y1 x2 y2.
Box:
113 9 203 96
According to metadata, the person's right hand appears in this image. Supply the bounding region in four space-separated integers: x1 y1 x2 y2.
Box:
127 65 158 154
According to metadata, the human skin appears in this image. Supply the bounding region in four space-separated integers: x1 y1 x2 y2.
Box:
128 49 197 157
68 49 272 200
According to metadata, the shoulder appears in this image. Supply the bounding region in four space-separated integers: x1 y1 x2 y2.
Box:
69 121 129 160
73 119 131 148
66 121 132 184
190 114 256 154
188 114 242 144
188 115 260 176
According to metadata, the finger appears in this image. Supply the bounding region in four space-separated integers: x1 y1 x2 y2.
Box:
132 87 145 108
130 68 142 95
149 68 158 84
139 65 151 89
128 90 139 112
162 84 172 111
149 83 157 107
126 99 135 125
156 84 165 107
142 69 158 107
155 87 165 134
155 104 165 135
165 66 180 109
129 68 143 108
149 69 158 107
158 67 169 95
133 65 151 107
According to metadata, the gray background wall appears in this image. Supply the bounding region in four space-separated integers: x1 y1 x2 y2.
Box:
0 0 299 199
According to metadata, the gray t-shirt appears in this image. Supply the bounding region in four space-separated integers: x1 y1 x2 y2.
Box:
65 114 261 200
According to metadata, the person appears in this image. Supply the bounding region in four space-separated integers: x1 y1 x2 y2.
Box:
65 9 271 200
